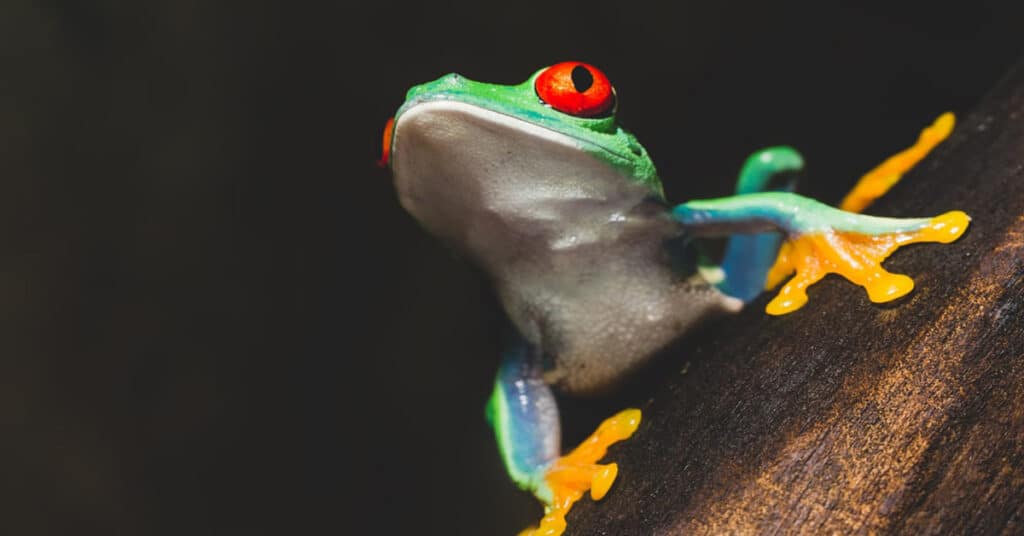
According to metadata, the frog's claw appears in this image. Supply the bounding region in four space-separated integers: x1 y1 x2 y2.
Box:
519 409 641 536
764 210 970 315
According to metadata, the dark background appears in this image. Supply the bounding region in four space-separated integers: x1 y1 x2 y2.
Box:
2 1 1022 534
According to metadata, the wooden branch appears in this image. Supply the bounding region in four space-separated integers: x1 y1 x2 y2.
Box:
568 59 1024 535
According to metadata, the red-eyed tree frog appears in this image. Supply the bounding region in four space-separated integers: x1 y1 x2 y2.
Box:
379 61 969 535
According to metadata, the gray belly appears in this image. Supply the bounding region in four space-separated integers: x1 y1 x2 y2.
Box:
495 216 741 396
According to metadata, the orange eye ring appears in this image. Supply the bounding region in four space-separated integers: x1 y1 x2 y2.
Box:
535 61 615 118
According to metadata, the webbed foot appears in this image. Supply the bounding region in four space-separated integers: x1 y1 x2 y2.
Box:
519 409 641 536
764 210 969 315
677 113 967 315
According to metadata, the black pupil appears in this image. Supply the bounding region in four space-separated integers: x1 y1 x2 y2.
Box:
570 65 594 93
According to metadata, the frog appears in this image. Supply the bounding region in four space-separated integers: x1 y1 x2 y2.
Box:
378 61 969 535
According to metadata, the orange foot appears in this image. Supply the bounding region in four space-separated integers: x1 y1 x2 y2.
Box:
764 211 970 315
519 409 641 536
839 112 955 213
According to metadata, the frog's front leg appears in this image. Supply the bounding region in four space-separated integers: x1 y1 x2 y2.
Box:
486 330 640 536
674 192 969 315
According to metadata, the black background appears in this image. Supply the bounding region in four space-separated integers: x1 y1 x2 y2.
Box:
3 1 1023 534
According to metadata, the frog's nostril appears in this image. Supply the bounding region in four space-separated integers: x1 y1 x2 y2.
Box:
434 73 466 89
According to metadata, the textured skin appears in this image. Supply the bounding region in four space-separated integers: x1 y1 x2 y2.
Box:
392 101 739 395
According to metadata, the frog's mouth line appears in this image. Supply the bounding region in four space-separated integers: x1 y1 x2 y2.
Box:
393 98 632 163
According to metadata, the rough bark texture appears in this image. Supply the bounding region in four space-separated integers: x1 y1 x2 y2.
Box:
568 61 1024 535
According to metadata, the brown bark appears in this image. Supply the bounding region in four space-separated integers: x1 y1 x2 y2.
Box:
569 60 1024 535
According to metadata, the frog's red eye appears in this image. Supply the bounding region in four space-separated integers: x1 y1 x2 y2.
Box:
535 62 615 118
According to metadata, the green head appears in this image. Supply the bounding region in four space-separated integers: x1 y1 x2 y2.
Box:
390 62 661 193
385 62 664 273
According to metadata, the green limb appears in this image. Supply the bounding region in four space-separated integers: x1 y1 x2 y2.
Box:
674 192 933 237
674 191 969 315
734 146 804 194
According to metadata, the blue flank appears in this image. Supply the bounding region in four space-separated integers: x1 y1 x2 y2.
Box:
486 333 560 501
720 147 802 302
719 232 785 302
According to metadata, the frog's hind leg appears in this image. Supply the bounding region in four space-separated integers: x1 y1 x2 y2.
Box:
487 330 640 536
716 146 804 303
675 193 969 315
709 113 958 308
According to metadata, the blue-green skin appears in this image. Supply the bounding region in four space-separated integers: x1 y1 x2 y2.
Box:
387 67 940 505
